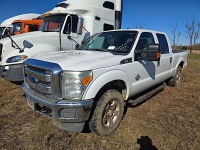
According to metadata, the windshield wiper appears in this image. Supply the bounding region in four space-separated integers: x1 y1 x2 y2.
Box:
84 48 115 55
42 30 58 32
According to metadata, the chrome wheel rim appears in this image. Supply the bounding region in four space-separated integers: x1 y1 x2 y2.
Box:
102 100 120 128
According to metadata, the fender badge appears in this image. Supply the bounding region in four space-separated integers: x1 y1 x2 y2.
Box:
135 74 141 81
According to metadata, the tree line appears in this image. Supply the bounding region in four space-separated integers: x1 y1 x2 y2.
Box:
171 16 200 53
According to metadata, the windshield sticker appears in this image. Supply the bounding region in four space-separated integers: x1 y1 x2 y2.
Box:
108 46 115 50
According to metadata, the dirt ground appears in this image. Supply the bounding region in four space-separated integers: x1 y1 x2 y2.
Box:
189 50 200 54
0 54 200 150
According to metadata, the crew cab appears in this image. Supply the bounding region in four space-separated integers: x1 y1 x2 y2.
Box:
22 29 188 135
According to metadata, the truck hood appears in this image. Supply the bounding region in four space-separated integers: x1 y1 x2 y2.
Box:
32 50 125 71
0 31 60 65
0 31 57 46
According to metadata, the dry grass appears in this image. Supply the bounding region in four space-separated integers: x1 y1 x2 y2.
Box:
0 54 200 150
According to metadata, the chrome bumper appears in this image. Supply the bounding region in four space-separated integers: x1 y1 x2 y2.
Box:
22 83 94 132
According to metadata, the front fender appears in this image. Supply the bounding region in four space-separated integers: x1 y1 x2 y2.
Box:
83 70 132 100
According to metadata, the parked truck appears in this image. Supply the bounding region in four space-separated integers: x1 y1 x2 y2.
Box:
0 13 40 38
12 19 42 35
0 0 123 81
22 29 188 135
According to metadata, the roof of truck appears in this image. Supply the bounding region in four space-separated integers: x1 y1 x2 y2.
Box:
106 29 166 35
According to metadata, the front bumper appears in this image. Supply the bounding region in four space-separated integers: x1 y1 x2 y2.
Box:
22 83 94 132
0 63 24 81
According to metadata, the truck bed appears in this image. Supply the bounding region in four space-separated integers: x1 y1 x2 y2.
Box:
172 50 188 53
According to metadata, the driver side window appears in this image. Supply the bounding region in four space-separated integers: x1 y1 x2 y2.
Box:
63 15 78 34
135 32 155 50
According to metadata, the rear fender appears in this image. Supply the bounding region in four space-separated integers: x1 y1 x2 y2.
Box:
172 57 185 77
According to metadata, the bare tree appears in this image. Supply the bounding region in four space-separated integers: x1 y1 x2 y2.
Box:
185 17 200 53
171 23 181 49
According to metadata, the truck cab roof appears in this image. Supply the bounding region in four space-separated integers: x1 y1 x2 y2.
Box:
104 28 166 35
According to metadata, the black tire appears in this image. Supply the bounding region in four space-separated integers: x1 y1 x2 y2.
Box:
89 89 124 136
168 66 182 87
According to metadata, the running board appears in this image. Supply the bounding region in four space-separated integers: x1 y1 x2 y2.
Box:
128 83 166 106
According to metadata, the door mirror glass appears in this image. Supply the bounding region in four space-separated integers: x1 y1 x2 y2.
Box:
77 17 83 35
136 44 161 61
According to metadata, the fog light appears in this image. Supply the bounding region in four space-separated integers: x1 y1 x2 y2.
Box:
5 66 9 70
59 109 76 118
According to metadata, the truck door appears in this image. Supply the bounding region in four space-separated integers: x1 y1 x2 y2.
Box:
62 15 82 49
62 16 74 50
156 33 172 80
130 32 160 95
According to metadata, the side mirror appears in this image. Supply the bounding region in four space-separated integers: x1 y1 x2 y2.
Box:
136 44 161 61
24 25 29 33
75 43 80 50
76 17 83 35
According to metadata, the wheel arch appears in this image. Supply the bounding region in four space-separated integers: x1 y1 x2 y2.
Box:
178 61 184 69
83 70 132 101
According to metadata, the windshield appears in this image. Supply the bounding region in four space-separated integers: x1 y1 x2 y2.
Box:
40 14 66 32
13 22 22 33
78 31 138 54
0 27 5 35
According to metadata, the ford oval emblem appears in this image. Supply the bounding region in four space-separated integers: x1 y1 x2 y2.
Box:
28 75 38 84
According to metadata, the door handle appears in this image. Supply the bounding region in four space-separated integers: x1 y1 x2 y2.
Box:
170 57 172 63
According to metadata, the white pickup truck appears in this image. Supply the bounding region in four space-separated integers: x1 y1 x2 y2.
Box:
22 29 188 135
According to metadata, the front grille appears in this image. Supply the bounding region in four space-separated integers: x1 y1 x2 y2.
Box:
24 65 53 99
0 43 3 61
24 59 62 102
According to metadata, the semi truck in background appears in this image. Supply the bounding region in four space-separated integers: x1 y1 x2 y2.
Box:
0 13 41 38
12 19 42 35
0 0 123 81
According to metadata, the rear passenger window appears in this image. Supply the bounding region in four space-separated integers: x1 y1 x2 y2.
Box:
156 33 169 54
135 32 155 50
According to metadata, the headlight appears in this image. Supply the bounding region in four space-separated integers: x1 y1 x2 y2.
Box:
6 55 27 63
62 71 92 100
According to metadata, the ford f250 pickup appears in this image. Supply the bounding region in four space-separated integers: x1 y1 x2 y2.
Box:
22 29 188 135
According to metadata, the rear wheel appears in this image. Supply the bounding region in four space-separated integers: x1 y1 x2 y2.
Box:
89 89 124 135
168 66 182 87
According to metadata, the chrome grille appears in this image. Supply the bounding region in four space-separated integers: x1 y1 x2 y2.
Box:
24 59 62 102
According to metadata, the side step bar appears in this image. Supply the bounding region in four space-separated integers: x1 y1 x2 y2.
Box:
128 83 166 106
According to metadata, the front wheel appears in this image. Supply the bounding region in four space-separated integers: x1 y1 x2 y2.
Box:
89 89 124 135
168 66 182 87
